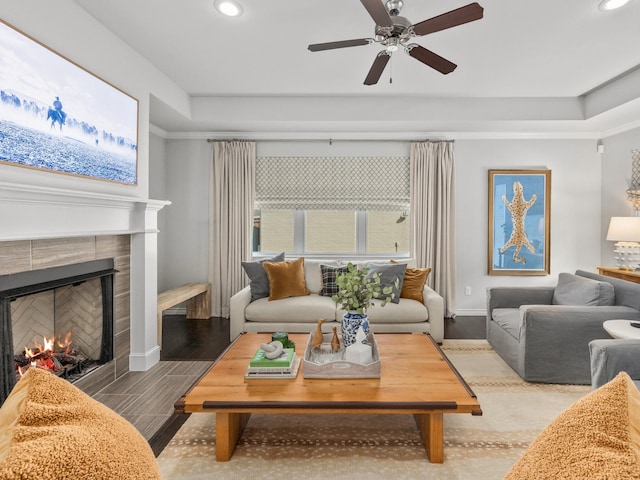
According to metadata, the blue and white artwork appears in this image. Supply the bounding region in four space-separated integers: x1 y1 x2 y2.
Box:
489 170 551 275
0 20 138 185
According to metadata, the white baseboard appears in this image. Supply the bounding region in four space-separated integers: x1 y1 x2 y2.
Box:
454 309 487 317
129 346 161 371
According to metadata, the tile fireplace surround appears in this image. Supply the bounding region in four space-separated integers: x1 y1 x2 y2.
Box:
0 181 170 404
0 236 131 398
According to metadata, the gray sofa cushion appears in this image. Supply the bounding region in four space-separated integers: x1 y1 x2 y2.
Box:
241 252 285 302
577 270 640 311
552 272 615 306
491 308 521 340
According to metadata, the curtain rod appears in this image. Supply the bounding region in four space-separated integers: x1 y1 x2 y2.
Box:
206 138 454 144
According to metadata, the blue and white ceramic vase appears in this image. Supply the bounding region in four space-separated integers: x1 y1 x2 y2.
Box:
341 311 369 347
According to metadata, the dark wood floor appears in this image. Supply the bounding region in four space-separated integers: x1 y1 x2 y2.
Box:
160 315 231 361
445 315 486 339
98 314 486 455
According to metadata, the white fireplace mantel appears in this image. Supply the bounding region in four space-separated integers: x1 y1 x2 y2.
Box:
0 181 171 372
0 181 170 241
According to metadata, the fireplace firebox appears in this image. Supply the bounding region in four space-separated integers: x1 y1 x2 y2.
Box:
0 259 116 405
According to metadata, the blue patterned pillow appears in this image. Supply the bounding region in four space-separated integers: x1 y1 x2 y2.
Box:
320 264 348 297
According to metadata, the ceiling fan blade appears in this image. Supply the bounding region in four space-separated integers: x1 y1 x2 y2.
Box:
412 2 484 36
364 51 391 85
308 38 372 52
406 44 457 74
360 0 394 27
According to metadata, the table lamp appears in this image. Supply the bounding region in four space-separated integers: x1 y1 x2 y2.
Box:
606 217 640 270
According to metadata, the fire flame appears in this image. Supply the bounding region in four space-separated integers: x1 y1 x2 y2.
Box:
25 333 71 359
57 331 72 353
16 331 78 379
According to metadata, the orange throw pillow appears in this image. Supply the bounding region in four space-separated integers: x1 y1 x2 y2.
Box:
263 257 310 301
391 260 431 302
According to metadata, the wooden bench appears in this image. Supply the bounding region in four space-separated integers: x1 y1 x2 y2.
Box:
157 283 211 347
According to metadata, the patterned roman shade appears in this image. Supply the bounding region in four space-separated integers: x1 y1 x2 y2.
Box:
255 156 410 210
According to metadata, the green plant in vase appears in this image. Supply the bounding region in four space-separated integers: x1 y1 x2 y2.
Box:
331 263 396 346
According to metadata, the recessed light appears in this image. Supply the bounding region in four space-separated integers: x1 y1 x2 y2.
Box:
598 0 633 11
214 0 243 17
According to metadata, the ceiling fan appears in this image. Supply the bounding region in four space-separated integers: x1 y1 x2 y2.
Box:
308 0 484 85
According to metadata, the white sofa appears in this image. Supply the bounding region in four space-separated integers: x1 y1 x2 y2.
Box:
229 259 445 343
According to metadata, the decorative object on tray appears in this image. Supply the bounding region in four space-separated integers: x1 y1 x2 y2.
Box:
303 331 381 379
331 326 340 352
341 311 369 347
345 326 373 364
331 262 397 346
311 319 325 347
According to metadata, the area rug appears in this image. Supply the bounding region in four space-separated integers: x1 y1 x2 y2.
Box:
156 340 590 479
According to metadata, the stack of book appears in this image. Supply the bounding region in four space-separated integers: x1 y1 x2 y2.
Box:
245 347 299 379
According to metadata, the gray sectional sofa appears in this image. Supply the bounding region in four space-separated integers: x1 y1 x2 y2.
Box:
486 270 640 384
230 258 444 344
589 338 640 389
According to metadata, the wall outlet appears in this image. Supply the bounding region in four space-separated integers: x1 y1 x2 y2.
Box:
465 286 471 296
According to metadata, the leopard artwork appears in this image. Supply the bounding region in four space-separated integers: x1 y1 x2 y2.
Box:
500 180 537 264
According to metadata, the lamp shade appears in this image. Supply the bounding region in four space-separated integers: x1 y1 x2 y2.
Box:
606 217 640 241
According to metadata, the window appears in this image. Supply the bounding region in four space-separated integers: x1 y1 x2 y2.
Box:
367 210 410 254
254 156 410 257
254 209 410 256
255 209 294 252
306 210 356 253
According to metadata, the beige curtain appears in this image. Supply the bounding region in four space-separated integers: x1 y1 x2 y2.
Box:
410 141 456 317
209 141 256 317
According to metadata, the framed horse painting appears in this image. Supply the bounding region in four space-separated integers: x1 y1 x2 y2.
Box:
0 19 138 185
488 169 551 275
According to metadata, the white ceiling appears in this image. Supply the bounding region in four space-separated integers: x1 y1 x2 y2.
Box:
73 0 640 137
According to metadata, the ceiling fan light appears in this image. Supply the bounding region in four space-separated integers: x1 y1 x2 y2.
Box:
385 37 400 52
214 0 243 17
598 0 632 11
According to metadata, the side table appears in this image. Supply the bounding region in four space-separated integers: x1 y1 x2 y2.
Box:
597 267 640 284
603 319 640 339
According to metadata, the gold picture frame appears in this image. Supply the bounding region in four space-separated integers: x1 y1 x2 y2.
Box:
488 169 551 275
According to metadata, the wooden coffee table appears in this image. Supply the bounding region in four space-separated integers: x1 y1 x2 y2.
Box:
176 333 482 463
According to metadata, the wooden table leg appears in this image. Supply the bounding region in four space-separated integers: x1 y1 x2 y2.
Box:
215 412 251 461
414 413 444 463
